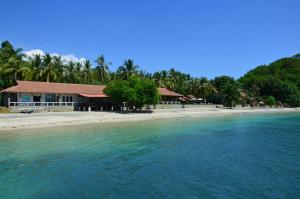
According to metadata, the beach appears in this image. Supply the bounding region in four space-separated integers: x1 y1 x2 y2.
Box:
0 107 299 131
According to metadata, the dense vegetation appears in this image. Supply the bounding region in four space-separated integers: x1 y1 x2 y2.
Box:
239 55 300 107
0 40 299 107
104 76 159 109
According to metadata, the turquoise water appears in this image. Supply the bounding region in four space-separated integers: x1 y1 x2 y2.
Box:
0 113 300 199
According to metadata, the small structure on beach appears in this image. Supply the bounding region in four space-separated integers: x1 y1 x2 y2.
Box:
1 81 184 112
158 88 183 104
186 95 205 104
187 95 197 101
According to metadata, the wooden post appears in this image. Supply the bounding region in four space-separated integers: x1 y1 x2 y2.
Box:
8 97 10 108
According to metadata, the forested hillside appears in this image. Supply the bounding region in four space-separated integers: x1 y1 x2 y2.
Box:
239 55 300 106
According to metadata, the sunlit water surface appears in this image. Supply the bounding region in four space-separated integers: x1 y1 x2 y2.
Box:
0 112 300 199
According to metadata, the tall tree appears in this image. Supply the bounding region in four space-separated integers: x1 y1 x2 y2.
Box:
3 57 30 82
117 59 139 80
213 76 240 107
28 54 43 81
64 61 76 83
188 77 215 99
74 62 82 83
38 53 58 82
95 55 111 83
0 41 28 86
52 55 64 81
0 41 23 62
152 70 168 87
82 60 93 84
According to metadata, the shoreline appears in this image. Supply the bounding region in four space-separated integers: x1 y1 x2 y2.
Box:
0 107 299 132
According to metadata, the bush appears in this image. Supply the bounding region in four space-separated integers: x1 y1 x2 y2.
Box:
286 94 300 107
265 96 276 107
104 76 159 110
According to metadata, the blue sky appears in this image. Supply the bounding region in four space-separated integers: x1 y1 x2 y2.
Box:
1 0 299 78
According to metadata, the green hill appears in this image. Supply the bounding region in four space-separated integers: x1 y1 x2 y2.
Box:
239 54 300 106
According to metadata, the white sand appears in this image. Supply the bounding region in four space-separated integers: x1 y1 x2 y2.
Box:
0 107 299 132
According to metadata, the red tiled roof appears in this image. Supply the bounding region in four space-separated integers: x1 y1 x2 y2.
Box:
79 94 107 98
1 81 183 97
1 81 106 95
158 88 183 97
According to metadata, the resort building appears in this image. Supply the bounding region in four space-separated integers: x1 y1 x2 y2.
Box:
0 81 183 112
157 87 183 103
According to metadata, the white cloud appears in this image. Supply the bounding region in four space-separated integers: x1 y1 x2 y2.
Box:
52 53 86 64
24 49 45 58
24 49 86 64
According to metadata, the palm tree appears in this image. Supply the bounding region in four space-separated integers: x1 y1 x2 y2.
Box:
95 55 111 83
152 70 169 87
139 70 152 78
0 64 5 88
3 57 30 83
187 77 215 98
82 60 93 84
109 72 118 81
166 68 177 90
29 54 45 81
52 55 64 81
0 41 23 62
0 41 28 86
117 59 139 80
64 61 76 83
74 62 82 83
29 54 42 68
39 53 58 82
160 70 168 87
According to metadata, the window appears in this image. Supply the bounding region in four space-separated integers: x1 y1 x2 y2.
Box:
33 96 41 102
20 95 30 102
62 95 73 103
45 94 55 102
56 96 60 102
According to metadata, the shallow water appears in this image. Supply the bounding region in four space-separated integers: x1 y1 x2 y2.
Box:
0 112 300 199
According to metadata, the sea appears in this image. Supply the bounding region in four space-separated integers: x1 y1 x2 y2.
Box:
0 112 300 199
